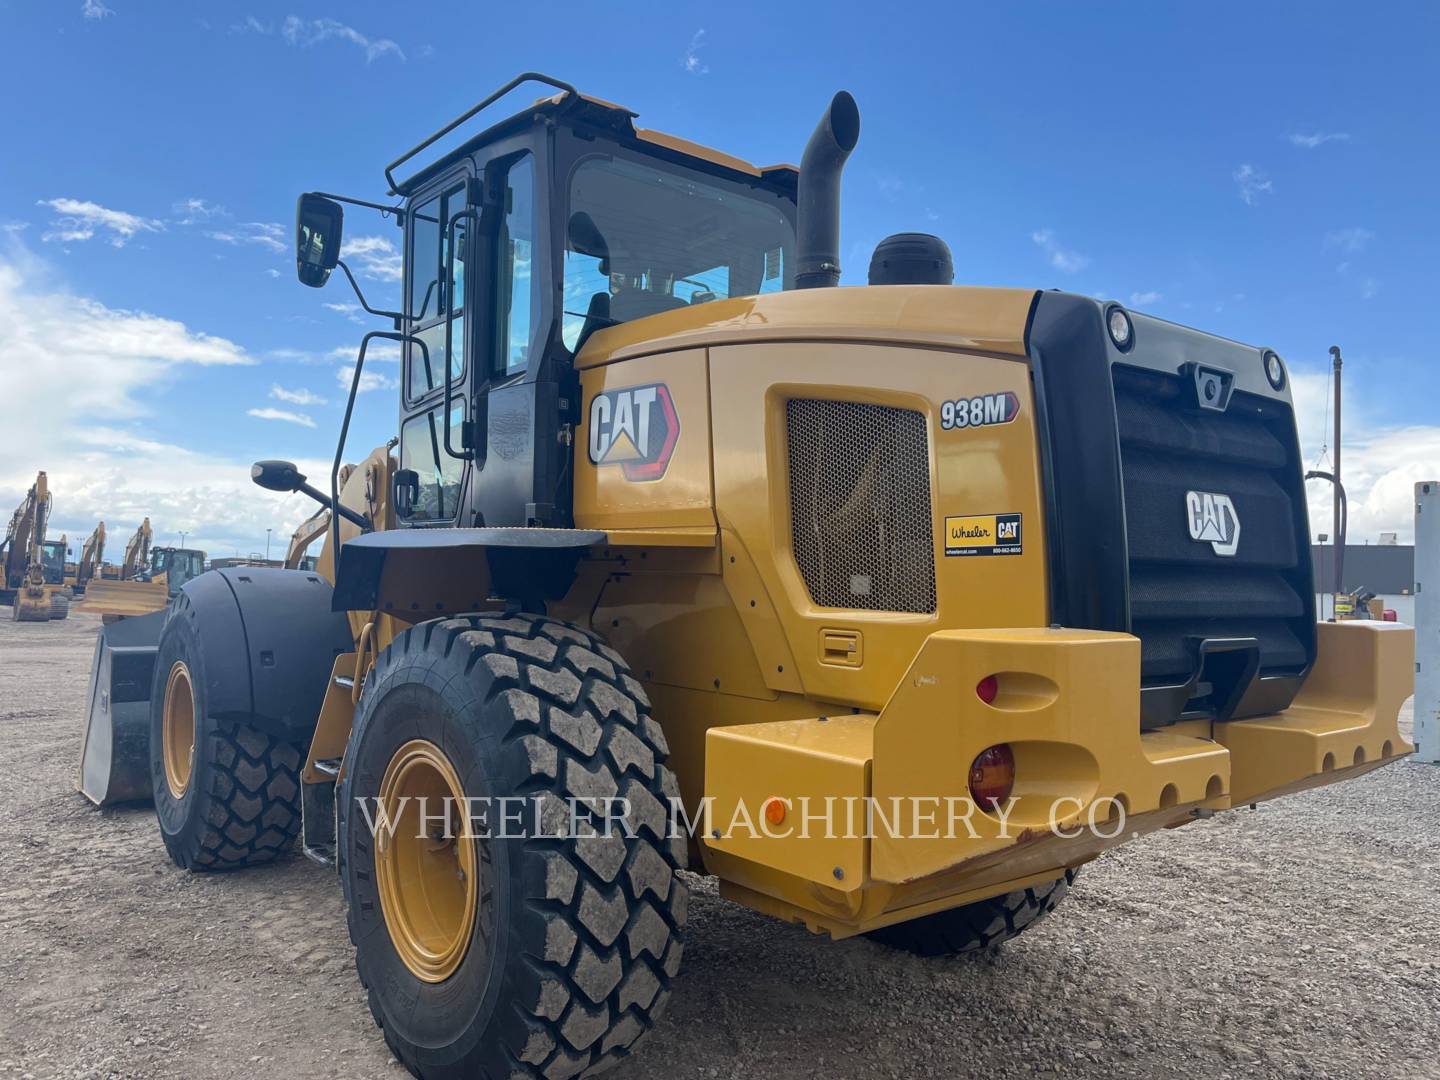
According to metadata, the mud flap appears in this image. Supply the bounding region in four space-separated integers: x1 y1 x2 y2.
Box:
78 608 167 806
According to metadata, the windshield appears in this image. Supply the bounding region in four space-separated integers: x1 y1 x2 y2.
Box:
41 542 64 583
562 155 794 351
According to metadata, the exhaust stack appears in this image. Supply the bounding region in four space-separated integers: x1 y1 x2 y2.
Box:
795 91 860 290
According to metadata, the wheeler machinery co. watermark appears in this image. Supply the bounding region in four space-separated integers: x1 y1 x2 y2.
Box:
354 794 1132 843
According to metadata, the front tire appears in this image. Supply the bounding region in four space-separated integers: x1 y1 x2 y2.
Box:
339 614 687 1080
149 592 304 869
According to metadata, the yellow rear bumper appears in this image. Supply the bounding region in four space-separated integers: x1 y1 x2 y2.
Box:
701 621 1412 937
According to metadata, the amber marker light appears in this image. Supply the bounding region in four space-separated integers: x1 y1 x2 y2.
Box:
763 798 788 826
969 744 1016 809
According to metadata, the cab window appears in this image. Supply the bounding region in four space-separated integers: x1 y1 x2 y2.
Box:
494 154 538 377
400 404 466 522
561 155 794 351
407 183 469 399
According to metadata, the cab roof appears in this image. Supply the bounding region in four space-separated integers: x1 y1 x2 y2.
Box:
393 82 798 199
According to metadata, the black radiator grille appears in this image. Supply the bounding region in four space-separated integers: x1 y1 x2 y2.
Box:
786 399 937 614
1114 364 1312 688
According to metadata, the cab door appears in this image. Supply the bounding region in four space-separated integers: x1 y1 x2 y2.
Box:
398 168 474 526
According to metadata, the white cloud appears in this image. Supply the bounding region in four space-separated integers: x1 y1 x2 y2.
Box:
1030 229 1089 273
208 221 285 253
1361 277 1380 300
1129 290 1162 307
270 384 327 406
265 268 281 279
681 29 709 75
334 341 400 363
1288 131 1350 149
173 197 227 225
1293 371 1439 544
0 241 316 557
341 234 402 281
248 406 316 428
39 198 162 247
231 15 272 34
1325 227 1375 253
324 300 364 324
336 364 399 393
81 0 113 19
281 16 404 62
1233 164 1273 206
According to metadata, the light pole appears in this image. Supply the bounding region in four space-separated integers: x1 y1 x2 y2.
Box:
266 528 273 561
179 531 187 549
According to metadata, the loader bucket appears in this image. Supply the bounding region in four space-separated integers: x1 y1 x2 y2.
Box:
75 578 168 619
79 608 166 806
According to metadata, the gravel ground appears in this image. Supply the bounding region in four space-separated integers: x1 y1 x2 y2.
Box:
1 610 1437 1080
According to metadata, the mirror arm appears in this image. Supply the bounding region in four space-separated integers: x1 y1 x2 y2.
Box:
332 331 430 561
312 191 403 220
292 478 368 530
336 260 405 323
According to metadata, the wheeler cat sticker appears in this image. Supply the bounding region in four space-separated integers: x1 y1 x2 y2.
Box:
940 391 1020 430
587 383 680 481
945 513 1023 557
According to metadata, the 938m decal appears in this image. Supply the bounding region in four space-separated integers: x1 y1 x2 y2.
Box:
587 383 680 482
940 391 1020 430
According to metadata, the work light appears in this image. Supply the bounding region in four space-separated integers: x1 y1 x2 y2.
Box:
1106 306 1133 351
1264 351 1286 390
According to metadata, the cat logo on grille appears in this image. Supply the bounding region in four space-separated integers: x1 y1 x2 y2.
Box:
1186 490 1241 557
587 383 679 481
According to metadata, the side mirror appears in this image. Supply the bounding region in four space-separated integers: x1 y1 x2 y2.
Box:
295 193 344 288
251 459 306 493
394 468 419 519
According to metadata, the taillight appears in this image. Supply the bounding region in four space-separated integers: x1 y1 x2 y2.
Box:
976 675 999 705
969 744 1015 809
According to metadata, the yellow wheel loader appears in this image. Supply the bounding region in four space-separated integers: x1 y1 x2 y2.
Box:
80 75 1412 1078
1 471 69 621
75 521 205 620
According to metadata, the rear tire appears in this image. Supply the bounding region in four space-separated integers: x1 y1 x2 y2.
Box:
339 614 687 1080
866 870 1077 956
149 592 303 870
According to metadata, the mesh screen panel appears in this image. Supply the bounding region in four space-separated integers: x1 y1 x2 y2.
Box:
786 399 937 613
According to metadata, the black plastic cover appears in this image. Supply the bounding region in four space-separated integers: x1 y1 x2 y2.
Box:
176 568 353 744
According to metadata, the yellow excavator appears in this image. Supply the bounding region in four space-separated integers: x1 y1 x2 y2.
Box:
71 521 105 596
284 464 353 571
1 471 69 621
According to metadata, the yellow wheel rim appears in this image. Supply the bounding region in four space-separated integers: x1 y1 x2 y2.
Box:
374 739 477 983
161 661 196 799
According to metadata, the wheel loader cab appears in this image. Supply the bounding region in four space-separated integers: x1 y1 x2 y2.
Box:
367 92 799 534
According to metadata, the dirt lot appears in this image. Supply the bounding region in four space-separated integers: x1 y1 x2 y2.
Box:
1 610 1437 1080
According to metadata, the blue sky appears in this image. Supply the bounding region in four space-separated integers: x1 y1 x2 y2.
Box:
1 0 1436 556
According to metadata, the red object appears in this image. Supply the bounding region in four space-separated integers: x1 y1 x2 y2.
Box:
975 675 999 705
1383 609 1398 622
968 744 1016 809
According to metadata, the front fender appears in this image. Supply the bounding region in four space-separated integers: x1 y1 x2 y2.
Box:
331 527 606 614
172 568 354 744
